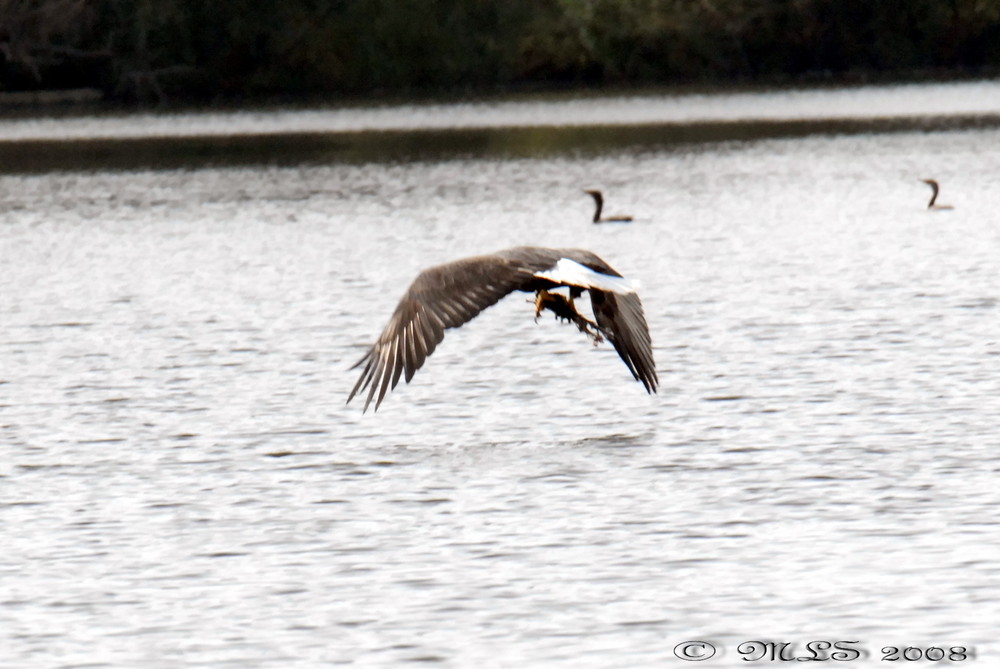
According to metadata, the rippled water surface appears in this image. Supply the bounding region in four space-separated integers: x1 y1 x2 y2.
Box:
3 90 1000 668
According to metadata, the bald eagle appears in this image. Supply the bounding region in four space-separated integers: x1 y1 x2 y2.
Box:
347 246 657 412
920 178 954 210
584 189 633 223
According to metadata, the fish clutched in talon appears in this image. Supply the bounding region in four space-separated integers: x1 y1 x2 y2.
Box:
533 289 604 345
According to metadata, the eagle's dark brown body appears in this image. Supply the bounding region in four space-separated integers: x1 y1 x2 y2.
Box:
348 246 657 412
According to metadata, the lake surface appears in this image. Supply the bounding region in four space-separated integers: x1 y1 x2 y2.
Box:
3 83 1000 667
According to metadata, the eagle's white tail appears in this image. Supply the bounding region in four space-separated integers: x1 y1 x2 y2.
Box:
533 258 637 294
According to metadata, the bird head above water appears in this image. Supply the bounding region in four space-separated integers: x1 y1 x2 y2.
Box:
920 178 954 210
583 189 633 223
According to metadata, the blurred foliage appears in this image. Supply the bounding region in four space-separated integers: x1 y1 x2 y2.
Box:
2 0 999 103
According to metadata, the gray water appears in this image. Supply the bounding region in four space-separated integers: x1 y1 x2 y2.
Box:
3 88 1000 668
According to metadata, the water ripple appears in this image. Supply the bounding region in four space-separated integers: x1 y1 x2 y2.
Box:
3 113 1000 668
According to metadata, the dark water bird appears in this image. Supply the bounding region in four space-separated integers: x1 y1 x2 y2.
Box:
348 246 657 412
584 189 633 223
920 178 954 210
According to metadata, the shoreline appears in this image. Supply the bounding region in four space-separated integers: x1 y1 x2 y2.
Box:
1 112 998 174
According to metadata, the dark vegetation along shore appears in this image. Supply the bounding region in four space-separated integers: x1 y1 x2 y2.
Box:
2 0 1000 106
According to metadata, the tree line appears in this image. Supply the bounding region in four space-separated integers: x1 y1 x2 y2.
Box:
2 0 999 104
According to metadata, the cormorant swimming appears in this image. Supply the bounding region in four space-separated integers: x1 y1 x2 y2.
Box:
584 190 633 223
920 179 954 210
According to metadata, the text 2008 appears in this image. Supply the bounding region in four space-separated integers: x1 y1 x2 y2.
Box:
881 646 973 662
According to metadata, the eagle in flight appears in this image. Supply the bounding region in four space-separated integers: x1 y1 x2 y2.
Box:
348 246 657 412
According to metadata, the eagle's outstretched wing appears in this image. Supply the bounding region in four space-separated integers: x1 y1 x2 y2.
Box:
552 249 656 393
347 254 538 412
590 289 658 394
